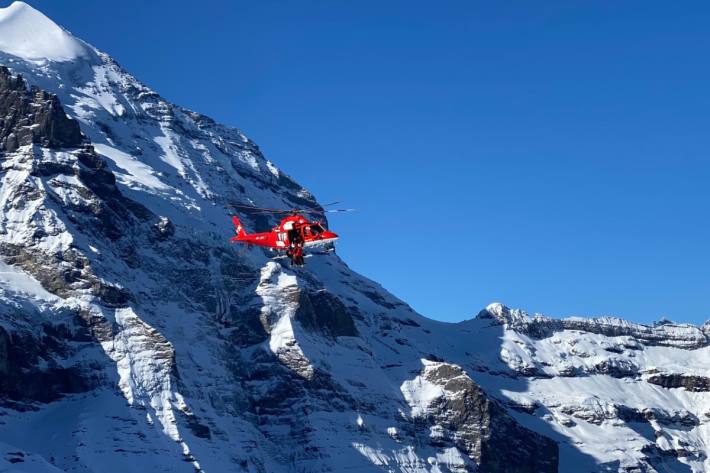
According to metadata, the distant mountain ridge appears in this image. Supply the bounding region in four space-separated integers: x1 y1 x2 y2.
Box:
0 2 708 472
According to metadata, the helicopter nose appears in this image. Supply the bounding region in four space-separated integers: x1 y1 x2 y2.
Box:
321 231 338 240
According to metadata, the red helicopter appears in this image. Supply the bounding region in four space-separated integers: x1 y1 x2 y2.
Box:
228 203 353 266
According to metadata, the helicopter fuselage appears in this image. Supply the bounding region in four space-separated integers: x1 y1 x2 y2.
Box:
230 214 338 250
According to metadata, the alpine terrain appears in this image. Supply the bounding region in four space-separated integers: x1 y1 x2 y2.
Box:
0 3 709 472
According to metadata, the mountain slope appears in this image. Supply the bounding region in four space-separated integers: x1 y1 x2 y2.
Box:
0 3 707 472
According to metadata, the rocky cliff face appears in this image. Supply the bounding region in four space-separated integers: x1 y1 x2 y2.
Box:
0 66 84 151
0 3 708 473
471 303 710 471
402 360 558 472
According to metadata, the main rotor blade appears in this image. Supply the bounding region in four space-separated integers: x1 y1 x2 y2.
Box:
227 202 352 215
307 208 357 215
323 208 356 213
227 203 292 214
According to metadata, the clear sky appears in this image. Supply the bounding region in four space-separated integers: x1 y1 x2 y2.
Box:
21 0 710 324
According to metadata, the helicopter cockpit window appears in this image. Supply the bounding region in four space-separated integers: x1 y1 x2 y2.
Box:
310 224 324 235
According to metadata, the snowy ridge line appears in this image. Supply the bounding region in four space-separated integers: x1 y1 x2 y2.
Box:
481 302 710 349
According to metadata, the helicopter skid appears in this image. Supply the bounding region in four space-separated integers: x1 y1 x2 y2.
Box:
303 237 338 248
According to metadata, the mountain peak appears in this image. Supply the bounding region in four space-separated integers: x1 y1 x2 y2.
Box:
0 1 87 63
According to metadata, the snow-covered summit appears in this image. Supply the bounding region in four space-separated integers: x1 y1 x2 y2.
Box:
0 2 88 63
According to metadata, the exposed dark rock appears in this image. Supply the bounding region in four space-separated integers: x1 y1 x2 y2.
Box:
507 400 541 414
0 68 152 245
227 307 269 347
616 405 650 424
424 353 446 363
71 147 154 238
646 374 710 392
92 281 132 307
296 290 359 338
0 244 90 297
0 243 133 306
641 442 702 472
593 358 639 378
361 289 398 309
181 411 212 439
414 362 559 473
0 325 102 404
0 66 84 152
0 327 9 377
396 317 420 327
151 217 175 240
616 405 699 430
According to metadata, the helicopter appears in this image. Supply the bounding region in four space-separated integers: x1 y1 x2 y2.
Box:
228 202 353 266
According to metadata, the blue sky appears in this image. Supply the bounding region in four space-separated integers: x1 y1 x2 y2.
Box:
25 0 710 324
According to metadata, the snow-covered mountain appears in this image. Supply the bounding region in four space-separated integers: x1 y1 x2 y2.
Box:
0 2 708 472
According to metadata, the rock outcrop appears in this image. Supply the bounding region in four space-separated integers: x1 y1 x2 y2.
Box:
646 374 710 392
0 66 83 152
403 361 558 472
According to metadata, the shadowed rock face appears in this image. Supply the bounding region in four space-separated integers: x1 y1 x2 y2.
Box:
616 405 699 428
296 289 359 338
0 66 84 151
0 323 101 405
647 374 710 392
